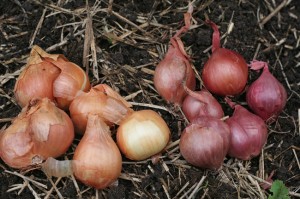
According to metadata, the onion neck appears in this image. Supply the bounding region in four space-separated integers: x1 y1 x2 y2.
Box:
206 20 220 52
172 4 193 38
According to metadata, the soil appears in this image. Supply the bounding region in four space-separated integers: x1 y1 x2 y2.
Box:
0 0 299 199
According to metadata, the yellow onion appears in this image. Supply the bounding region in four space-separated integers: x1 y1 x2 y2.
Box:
0 98 74 169
69 84 133 134
117 110 170 160
14 45 90 110
42 114 122 190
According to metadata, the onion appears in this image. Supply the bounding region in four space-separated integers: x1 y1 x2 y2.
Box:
179 116 231 169
14 45 90 110
0 98 74 168
182 86 224 121
117 110 170 160
201 20 248 96
73 114 122 189
246 60 287 122
69 84 133 134
153 6 196 105
42 114 122 190
225 98 268 160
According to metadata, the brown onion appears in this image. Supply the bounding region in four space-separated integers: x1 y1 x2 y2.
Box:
69 84 133 134
42 114 122 189
225 99 268 160
0 98 74 168
73 114 122 189
201 20 248 96
182 86 224 121
246 60 287 122
179 116 231 169
153 6 195 105
117 110 170 160
14 45 90 110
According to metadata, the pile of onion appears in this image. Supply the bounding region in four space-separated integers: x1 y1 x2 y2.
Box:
201 20 248 96
14 45 90 110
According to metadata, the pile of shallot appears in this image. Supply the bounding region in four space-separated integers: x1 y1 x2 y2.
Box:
0 5 288 192
154 13 287 169
0 46 171 190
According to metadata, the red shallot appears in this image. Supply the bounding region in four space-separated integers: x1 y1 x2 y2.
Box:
182 86 224 121
225 98 268 160
201 20 248 96
246 60 287 122
153 5 195 105
179 116 230 169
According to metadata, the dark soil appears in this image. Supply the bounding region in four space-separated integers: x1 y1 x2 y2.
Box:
0 0 299 199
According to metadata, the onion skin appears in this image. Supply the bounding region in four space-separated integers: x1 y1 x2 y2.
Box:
73 114 122 189
117 110 170 161
246 61 287 122
202 20 248 96
69 84 133 134
225 104 268 160
182 87 224 121
14 45 90 110
179 116 230 169
154 38 196 105
154 8 195 105
14 61 60 108
0 98 74 169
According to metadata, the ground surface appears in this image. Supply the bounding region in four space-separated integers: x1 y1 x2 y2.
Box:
0 0 299 199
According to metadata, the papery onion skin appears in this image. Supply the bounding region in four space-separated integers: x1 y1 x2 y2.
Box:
117 110 170 161
14 45 91 110
73 114 122 189
246 61 287 122
182 88 224 121
47 57 91 110
179 116 230 169
14 60 60 108
69 84 133 134
202 20 248 96
0 98 74 168
225 104 268 160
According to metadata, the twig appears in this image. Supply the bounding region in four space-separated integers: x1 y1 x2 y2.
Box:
0 118 13 123
292 148 300 170
5 170 47 189
174 182 190 198
298 109 300 136
29 8 47 47
71 174 82 199
188 176 206 199
44 177 62 199
259 0 291 28
27 182 41 199
83 1 92 71
129 101 174 115
111 10 146 33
